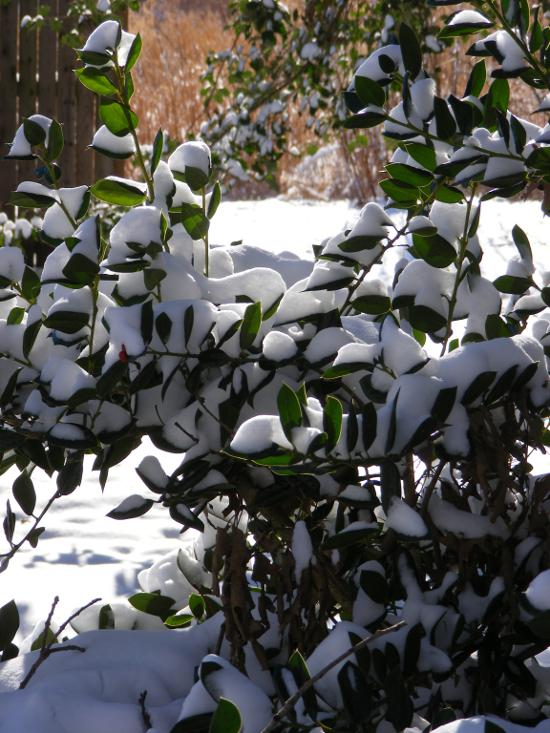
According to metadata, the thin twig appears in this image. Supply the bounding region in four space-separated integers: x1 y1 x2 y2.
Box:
19 596 101 690
259 620 406 733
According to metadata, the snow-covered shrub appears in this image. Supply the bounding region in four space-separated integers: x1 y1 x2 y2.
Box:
0 4 549 732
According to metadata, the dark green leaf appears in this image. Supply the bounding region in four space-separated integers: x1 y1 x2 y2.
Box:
99 99 138 137
350 294 391 315
45 120 64 162
512 225 532 261
125 32 142 71
91 178 146 206
209 698 242 733
413 233 456 268
128 592 175 617
155 312 172 344
43 310 89 334
277 384 302 442
461 370 496 404
75 67 118 97
338 662 371 723
431 386 457 422
493 275 531 294
433 97 456 139
0 601 19 651
207 182 222 220
324 395 343 450
239 301 262 350
399 23 422 78
403 142 436 171
386 162 433 186
355 76 386 107
465 60 487 97
12 472 35 515
408 305 447 333
150 129 164 175
23 119 46 146
178 202 209 240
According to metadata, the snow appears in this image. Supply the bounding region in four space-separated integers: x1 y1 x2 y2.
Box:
292 520 314 581
0 197 548 732
386 497 428 537
168 141 211 179
92 126 136 156
525 570 550 611
448 10 492 27
7 115 52 157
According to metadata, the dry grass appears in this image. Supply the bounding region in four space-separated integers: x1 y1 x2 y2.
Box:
130 2 546 200
129 1 230 145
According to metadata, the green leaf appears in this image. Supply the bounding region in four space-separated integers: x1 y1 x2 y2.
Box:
209 698 242 733
56 457 84 496
12 472 35 515
239 301 262 350
164 613 193 629
360 570 388 604
22 319 42 359
62 253 99 285
129 592 175 618
433 184 464 203
97 360 128 398
433 97 456 139
144 268 166 291
7 307 24 326
277 384 302 442
465 60 487 97
324 524 380 550
99 99 138 137
362 402 377 451
381 460 401 514
493 275 531 294
21 266 41 301
125 33 142 71
343 110 386 129
91 178 146 206
350 294 391 315
155 312 172 344
10 191 56 209
338 234 383 252
403 142 436 171
189 593 205 620
408 305 447 333
178 202 210 240
150 129 164 175
461 371 496 404
79 50 111 67
399 23 422 78
207 182 222 220
386 162 433 187
44 310 89 334
355 76 386 107
98 605 115 630
0 601 19 651
385 667 413 730
324 395 343 450
75 67 118 97
45 120 64 162
413 233 456 268
183 165 210 192
512 225 532 261
338 661 371 724
23 118 46 146
431 386 457 422
379 178 419 204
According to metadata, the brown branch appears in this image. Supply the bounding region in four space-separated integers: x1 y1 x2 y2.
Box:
259 620 406 733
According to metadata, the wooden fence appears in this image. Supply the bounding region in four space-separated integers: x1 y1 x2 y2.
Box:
0 0 126 209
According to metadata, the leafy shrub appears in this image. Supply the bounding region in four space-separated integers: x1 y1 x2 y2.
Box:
0 3 549 732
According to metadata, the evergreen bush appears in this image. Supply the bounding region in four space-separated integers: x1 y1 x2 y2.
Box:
0 2 549 731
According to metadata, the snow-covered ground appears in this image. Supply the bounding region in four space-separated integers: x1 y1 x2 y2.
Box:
1 196 548 638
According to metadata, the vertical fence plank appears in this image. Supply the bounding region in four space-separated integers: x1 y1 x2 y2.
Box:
37 0 58 122
18 0 39 183
0 1 20 209
75 13 95 189
58 0 77 184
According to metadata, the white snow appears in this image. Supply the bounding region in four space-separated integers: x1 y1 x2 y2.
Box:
0 197 548 733
92 126 136 156
386 497 428 537
525 570 550 611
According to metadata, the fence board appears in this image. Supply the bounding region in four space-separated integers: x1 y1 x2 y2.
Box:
18 0 40 183
0 1 20 209
0 0 126 208
37 0 58 121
